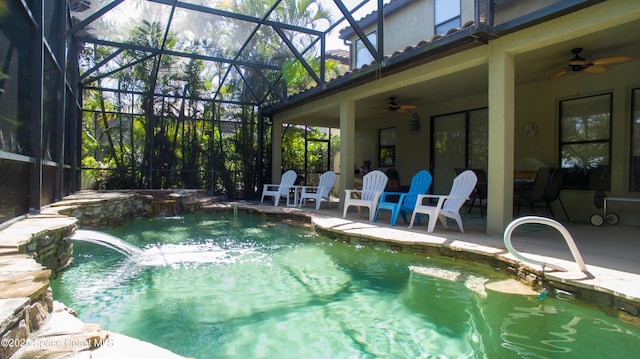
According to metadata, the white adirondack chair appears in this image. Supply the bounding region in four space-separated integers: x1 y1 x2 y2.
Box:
409 170 478 232
261 170 297 206
298 171 337 210
343 170 388 221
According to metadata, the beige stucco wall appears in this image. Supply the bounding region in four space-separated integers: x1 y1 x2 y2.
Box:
383 2 433 53
494 0 563 25
350 0 477 64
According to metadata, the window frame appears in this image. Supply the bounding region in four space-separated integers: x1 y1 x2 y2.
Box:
354 31 377 68
559 93 613 191
630 87 640 192
378 127 396 168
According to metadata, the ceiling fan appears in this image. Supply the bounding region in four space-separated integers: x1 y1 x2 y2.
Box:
549 47 632 80
378 97 417 114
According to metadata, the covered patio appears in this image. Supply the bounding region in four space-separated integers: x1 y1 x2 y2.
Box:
3 0 639 236
267 0 640 236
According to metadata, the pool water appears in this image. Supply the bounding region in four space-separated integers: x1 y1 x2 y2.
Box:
51 213 640 358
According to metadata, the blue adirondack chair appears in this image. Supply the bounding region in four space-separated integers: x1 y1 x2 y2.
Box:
374 170 432 226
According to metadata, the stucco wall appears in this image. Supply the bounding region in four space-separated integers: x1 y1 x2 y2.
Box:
494 0 563 25
350 0 477 65
383 2 433 53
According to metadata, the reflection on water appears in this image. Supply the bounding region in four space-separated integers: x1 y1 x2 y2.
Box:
51 213 640 359
501 306 578 356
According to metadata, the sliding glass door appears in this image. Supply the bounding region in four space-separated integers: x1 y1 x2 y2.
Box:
430 108 488 194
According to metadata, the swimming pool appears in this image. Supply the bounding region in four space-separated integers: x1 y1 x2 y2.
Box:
51 213 640 358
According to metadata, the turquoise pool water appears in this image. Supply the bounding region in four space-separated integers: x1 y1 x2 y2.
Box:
51 213 640 358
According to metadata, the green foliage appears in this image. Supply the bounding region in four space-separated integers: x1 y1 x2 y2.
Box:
0 0 7 20
282 57 341 94
282 125 340 184
79 0 338 195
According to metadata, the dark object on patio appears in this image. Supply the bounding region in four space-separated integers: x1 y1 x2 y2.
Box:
454 168 488 218
385 168 401 192
543 168 570 221
469 169 488 218
514 167 555 216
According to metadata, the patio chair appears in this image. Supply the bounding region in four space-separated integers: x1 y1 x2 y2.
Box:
343 170 388 221
409 170 478 232
514 166 554 216
374 170 432 226
543 167 570 220
469 168 488 218
298 170 337 210
455 168 488 218
261 169 297 206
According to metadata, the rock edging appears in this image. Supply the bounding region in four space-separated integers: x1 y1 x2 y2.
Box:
0 191 198 359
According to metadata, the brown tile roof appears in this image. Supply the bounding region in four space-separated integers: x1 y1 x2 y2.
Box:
325 49 350 65
280 21 477 99
260 19 484 112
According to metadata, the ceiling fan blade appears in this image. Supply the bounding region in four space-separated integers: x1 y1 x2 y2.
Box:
399 105 417 110
548 69 569 80
378 109 388 114
592 56 632 66
582 65 609 74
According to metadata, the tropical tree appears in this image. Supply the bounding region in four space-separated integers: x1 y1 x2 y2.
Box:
78 0 338 196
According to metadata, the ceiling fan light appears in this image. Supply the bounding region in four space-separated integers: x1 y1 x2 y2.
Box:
569 64 586 72
388 97 399 111
568 59 588 66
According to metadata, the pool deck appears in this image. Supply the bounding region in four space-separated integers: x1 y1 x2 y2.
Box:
237 201 640 318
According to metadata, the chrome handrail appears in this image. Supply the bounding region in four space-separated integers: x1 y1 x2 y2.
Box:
504 216 588 272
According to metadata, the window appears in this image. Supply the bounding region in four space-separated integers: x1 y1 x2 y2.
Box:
631 88 640 191
355 31 376 68
378 127 395 167
559 93 612 190
435 0 461 34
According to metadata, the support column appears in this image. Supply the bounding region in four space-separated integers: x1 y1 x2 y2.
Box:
271 119 283 183
55 0 66 201
29 0 44 213
486 49 515 235
339 99 355 210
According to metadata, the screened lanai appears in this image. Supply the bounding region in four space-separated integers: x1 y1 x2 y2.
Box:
1 0 401 224
4 0 639 232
